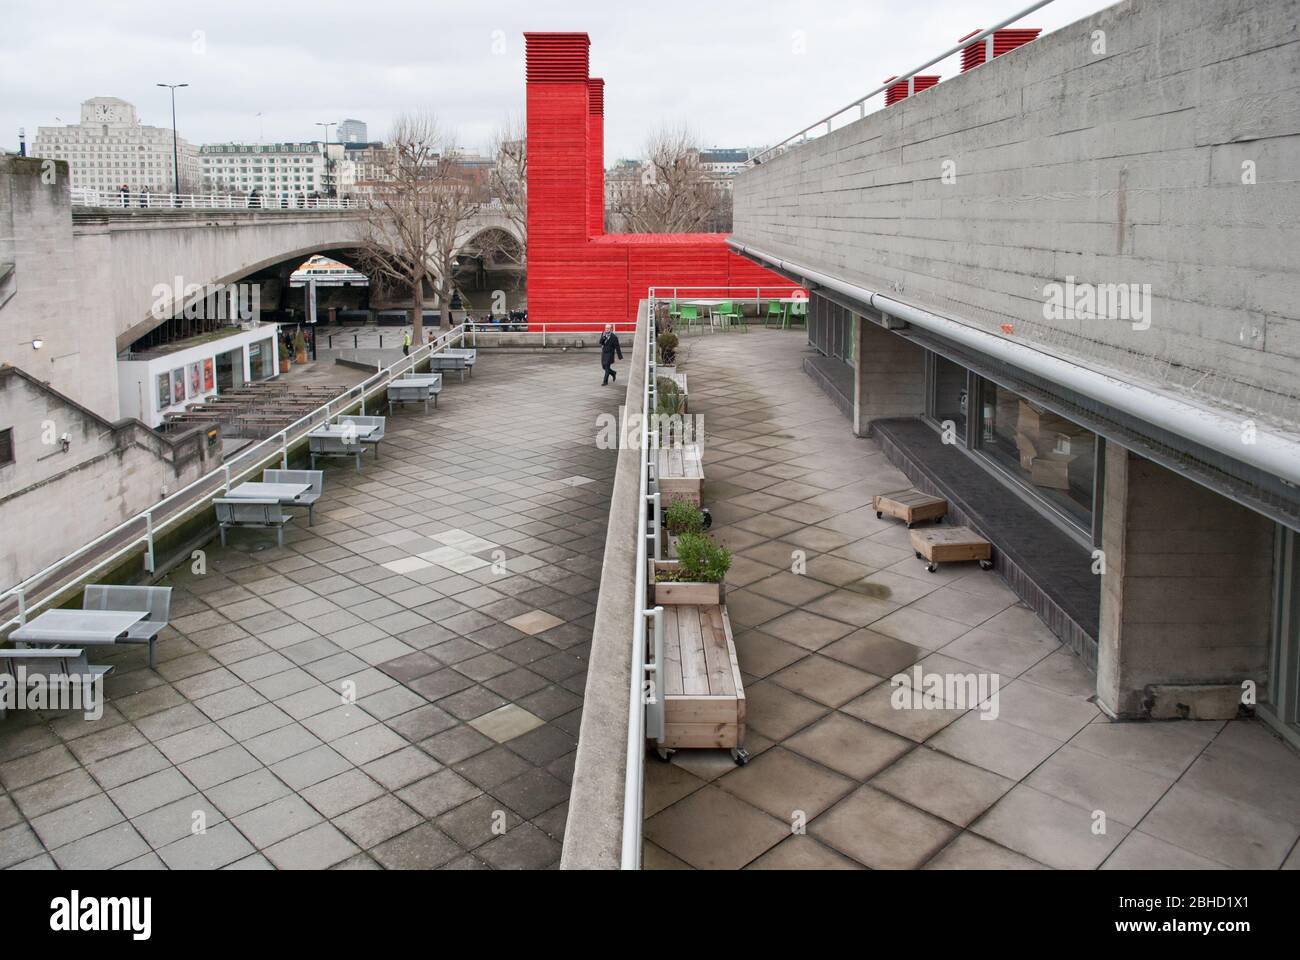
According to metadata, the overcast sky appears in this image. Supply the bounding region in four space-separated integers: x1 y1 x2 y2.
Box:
2 0 1116 160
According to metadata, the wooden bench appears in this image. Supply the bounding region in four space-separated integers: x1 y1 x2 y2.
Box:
910 526 993 573
656 443 704 506
874 488 948 528
658 604 747 764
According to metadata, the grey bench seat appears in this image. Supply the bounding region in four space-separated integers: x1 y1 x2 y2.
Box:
0 648 112 719
263 469 325 525
82 584 172 668
214 497 293 547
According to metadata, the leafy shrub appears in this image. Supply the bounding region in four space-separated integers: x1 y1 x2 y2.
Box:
664 497 704 536
674 532 731 584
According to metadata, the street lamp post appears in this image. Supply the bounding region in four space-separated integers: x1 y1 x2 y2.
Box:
157 82 188 203
316 121 336 198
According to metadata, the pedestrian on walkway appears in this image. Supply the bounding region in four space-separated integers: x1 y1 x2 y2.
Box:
600 324 623 385
402 329 411 357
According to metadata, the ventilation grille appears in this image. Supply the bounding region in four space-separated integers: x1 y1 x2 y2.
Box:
525 32 591 83
960 28 1042 72
884 75 941 106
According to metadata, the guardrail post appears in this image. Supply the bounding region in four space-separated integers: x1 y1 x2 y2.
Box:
647 605 665 741
16 587 26 625
144 511 156 573
281 431 289 469
651 491 661 561
542 325 547 348
223 463 232 493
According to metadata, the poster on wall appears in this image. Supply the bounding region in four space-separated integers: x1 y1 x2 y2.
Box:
156 373 171 410
189 363 201 397
203 358 215 392
171 369 185 404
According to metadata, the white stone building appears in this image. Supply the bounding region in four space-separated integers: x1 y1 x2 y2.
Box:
199 142 328 199
31 97 200 192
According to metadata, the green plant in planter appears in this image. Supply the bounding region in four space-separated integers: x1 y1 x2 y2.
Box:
292 330 307 360
657 331 678 365
655 377 683 417
663 496 704 536
673 532 731 584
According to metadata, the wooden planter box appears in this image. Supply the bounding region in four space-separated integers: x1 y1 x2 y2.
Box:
660 603 746 753
910 526 993 573
650 560 722 606
656 443 704 506
873 488 948 528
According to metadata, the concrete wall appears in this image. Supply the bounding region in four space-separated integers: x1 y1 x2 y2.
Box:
733 0 1300 425
0 157 121 417
1097 444 1275 718
0 368 219 590
854 314 926 436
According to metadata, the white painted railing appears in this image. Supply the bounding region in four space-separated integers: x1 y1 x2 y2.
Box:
72 188 361 210
749 0 1056 166
0 326 469 633
71 190 508 213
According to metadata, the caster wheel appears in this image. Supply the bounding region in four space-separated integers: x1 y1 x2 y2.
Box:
876 511 883 519
654 748 674 762
979 560 994 571
915 552 924 560
906 522 914 530
701 508 713 530
936 516 943 524
927 563 938 574
731 748 750 766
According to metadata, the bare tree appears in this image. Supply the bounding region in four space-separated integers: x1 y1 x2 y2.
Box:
486 117 527 271
608 124 729 234
355 112 481 343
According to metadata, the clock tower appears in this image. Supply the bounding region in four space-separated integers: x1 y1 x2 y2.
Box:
79 97 138 125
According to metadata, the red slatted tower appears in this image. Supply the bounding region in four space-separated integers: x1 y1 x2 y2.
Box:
524 32 790 329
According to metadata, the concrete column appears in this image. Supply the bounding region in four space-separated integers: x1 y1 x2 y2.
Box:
1096 445 1275 719
853 316 926 437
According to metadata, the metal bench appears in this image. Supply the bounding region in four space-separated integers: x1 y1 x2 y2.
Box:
444 348 476 376
308 431 365 472
338 415 386 458
214 498 293 547
82 584 172 668
263 469 325 526
0 648 113 720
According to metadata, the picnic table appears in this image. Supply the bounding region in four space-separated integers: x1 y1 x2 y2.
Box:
388 376 442 414
308 424 378 440
227 481 312 502
11 609 146 646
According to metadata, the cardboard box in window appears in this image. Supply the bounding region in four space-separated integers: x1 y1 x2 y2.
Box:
1014 431 1038 470
1017 399 1081 446
1030 452 1078 491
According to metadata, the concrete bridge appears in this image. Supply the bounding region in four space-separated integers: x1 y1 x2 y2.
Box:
70 203 522 352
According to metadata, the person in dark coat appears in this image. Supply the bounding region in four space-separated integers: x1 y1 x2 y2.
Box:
600 324 623 385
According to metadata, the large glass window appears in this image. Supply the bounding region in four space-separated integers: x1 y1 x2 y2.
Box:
931 356 968 442
977 381 1097 531
1265 527 1299 741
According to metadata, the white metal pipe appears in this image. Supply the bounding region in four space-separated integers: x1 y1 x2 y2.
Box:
728 240 1300 486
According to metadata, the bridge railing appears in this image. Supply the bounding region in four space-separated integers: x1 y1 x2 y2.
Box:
72 189 361 211
0 325 470 634
748 0 1055 166
71 190 508 213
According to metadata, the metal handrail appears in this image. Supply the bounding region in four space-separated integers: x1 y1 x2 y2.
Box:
70 190 509 213
0 325 468 632
749 0 1056 166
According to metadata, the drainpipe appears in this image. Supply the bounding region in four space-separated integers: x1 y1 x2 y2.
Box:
727 239 1300 487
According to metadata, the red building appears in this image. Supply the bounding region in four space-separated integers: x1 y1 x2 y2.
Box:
524 32 787 327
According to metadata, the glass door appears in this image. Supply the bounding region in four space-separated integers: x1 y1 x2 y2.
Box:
1265 526 1299 744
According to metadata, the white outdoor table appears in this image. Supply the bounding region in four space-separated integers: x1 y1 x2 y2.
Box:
309 424 378 439
227 482 312 502
11 609 146 646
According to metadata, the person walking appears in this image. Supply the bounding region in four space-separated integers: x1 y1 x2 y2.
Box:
600 324 623 386
402 329 411 357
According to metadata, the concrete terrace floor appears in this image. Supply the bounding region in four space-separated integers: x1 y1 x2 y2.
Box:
0 351 617 870
644 328 1300 871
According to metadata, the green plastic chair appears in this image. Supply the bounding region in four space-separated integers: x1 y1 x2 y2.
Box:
765 300 789 328
789 299 808 327
679 304 701 333
715 301 741 332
